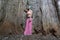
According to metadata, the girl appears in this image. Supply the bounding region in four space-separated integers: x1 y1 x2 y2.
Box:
24 8 33 35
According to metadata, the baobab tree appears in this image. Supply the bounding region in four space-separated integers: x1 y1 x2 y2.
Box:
0 0 60 36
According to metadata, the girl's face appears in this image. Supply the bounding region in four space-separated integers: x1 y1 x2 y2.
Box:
27 9 33 17
27 10 32 15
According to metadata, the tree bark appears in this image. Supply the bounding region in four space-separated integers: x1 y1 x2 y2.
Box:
41 0 59 35
0 0 60 35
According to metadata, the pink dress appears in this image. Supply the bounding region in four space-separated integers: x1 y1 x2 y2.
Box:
24 18 32 35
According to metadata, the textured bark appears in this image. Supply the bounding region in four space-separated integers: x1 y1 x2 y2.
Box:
0 0 25 35
57 0 60 22
0 0 60 36
0 0 6 25
41 0 60 35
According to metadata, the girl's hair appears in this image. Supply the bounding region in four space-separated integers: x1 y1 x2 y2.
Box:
24 8 33 18
24 8 29 13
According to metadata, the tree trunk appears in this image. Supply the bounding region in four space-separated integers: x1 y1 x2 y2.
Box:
57 0 60 22
0 0 60 35
41 0 59 35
